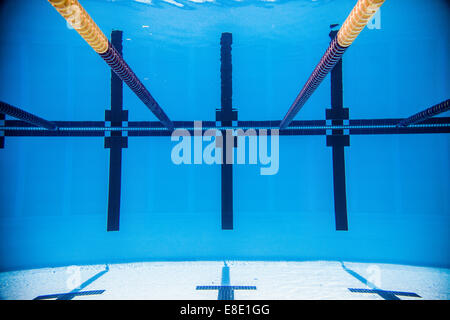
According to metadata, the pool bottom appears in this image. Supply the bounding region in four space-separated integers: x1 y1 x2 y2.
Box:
0 261 448 300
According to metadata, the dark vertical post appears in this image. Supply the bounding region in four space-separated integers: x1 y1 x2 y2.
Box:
330 144 348 230
221 147 233 230
107 146 123 231
220 33 233 125
105 30 128 232
326 29 349 231
217 33 237 230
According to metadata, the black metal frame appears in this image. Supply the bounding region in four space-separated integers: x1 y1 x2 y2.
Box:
326 29 349 231
217 33 236 230
1 30 449 232
105 31 128 232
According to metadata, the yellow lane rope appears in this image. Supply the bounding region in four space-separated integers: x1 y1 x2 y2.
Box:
48 0 109 54
337 0 385 48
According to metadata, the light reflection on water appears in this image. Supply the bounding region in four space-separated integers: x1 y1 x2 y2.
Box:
81 0 342 47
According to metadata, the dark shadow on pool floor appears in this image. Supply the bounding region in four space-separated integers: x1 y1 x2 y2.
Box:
34 265 109 300
341 262 421 300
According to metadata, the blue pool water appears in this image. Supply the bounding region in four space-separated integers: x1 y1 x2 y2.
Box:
0 0 449 273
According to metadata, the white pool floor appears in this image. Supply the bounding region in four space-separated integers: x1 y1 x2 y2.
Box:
0 261 449 300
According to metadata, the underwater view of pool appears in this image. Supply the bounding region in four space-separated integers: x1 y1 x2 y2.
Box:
0 0 449 301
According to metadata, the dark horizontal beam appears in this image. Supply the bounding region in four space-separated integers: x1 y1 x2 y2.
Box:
2 117 450 137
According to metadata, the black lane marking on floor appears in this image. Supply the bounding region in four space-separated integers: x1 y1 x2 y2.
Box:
196 262 256 300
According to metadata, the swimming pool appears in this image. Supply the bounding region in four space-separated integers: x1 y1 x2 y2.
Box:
0 0 449 300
